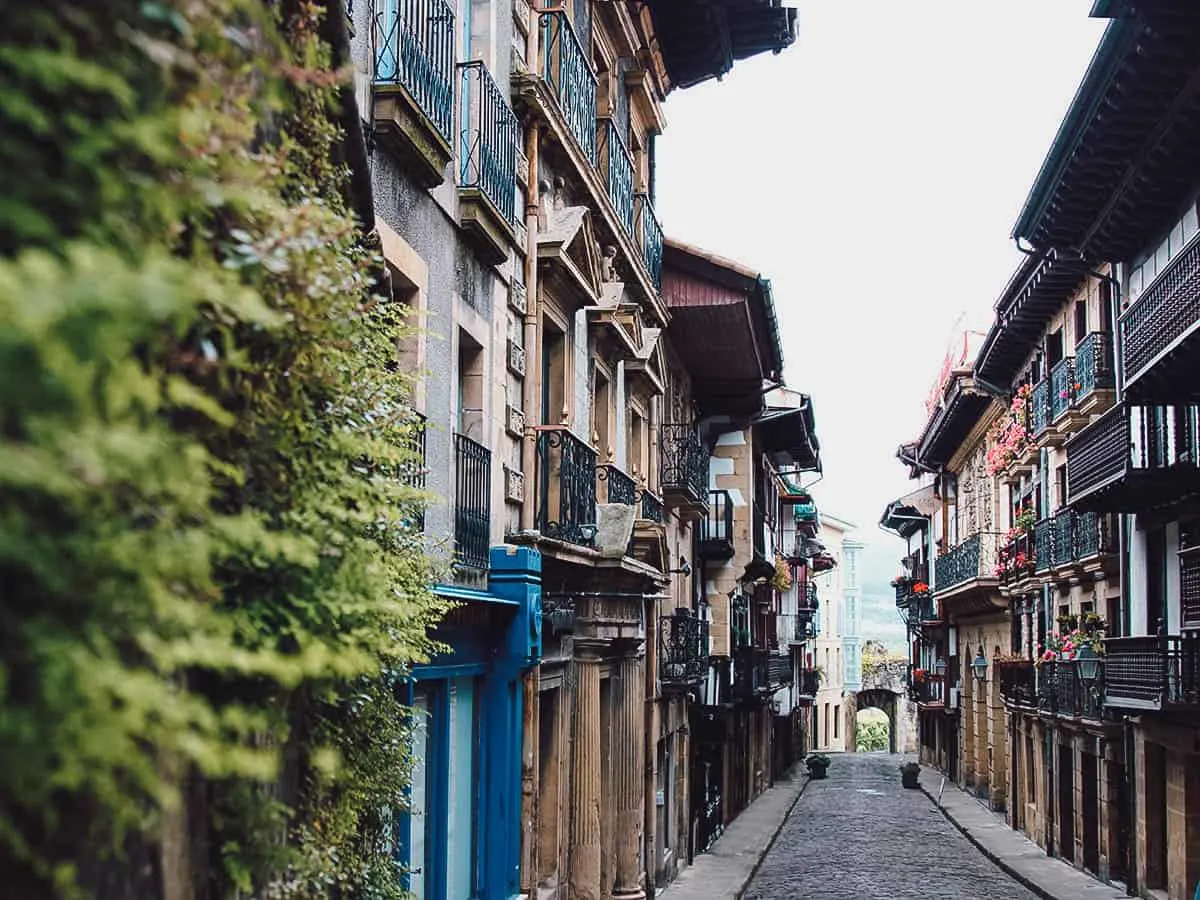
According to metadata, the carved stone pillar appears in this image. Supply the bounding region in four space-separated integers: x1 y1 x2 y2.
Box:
613 648 646 899
570 647 602 900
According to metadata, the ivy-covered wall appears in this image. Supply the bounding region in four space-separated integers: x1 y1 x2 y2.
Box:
0 1 443 896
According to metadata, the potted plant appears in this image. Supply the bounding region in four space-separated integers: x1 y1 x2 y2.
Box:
806 752 831 780
900 761 921 789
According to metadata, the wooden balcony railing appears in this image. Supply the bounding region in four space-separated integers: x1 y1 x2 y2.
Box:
1104 634 1200 711
1028 379 1051 439
733 646 770 700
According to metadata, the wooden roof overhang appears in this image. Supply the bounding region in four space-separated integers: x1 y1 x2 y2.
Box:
916 376 994 470
975 249 1090 387
645 0 798 91
662 239 784 417
1012 8 1200 261
754 403 821 473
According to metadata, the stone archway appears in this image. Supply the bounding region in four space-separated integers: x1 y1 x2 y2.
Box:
850 659 916 754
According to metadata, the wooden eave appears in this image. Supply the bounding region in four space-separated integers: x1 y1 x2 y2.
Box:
917 376 995 470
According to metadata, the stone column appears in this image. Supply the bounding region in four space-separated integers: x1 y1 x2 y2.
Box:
570 647 603 900
613 648 646 899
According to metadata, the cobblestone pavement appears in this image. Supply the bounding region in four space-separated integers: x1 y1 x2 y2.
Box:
743 754 1039 900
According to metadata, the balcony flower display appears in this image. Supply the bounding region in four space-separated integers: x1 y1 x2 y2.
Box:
994 543 1029 579
772 556 792 591
1038 620 1106 665
985 384 1034 476
911 668 928 683
1012 501 1037 534
911 581 929 595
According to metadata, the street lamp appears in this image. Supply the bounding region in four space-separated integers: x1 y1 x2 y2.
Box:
1076 645 1101 683
971 648 989 683
933 657 947 678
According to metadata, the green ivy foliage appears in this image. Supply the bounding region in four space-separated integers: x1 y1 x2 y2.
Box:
0 1 444 896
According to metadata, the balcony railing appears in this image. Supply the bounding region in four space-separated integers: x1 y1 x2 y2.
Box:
539 10 597 163
783 612 817 643
797 667 820 698
456 61 518 226
914 676 946 707
997 660 1036 707
597 118 635 238
660 424 708 506
639 490 664 523
596 463 637 505
934 532 1000 592
373 0 455 143
1037 660 1105 720
768 654 794 687
1050 356 1076 422
400 412 428 530
1075 332 1114 403
636 193 664 288
660 612 709 687
1120 228 1200 396
535 428 597 546
1067 403 1200 508
733 646 770 699
1104 634 1200 711
453 433 491 570
1034 519 1053 574
1028 379 1051 439
998 532 1036 582
699 489 733 559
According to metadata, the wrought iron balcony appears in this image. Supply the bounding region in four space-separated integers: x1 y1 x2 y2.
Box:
1074 332 1114 406
797 666 820 699
997 532 1036 583
538 10 597 163
1120 228 1200 403
1104 634 1200 711
373 0 455 144
660 611 709 687
660 423 709 510
997 659 1036 707
1037 660 1105 720
535 428 597 546
1066 403 1200 511
782 613 817 644
1034 519 1053 574
1028 379 1051 439
400 412 427 531
699 489 734 560
1032 510 1115 571
597 117 635 239
1050 356 1076 422
596 463 637 506
733 645 770 699
636 193 664 288
639 490 664 523
456 60 518 255
934 532 1000 594
453 433 491 570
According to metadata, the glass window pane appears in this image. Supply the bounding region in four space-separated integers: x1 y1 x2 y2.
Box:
1185 204 1199 243
447 678 477 900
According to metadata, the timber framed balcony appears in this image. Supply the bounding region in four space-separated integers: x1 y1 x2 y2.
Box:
1104 634 1200 712
699 489 734 560
1066 403 1200 513
453 433 491 570
1074 332 1115 415
659 424 709 516
538 10 597 163
934 532 1002 610
535 427 597 546
373 0 456 186
596 463 638 506
1120 228 1200 404
659 611 709 688
1037 660 1106 721
456 60 518 264
597 117 635 239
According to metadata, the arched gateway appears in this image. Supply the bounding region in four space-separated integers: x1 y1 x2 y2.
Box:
847 657 916 754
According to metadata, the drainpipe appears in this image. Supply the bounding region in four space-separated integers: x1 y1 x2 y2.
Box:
644 594 658 898
519 119 541 530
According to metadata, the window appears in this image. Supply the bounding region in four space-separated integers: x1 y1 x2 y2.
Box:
406 688 431 900
823 703 830 746
1055 465 1067 510
541 318 567 425
833 706 840 740
1073 300 1088 348
457 330 484 441
446 678 478 900
1046 328 1064 369
592 366 611 457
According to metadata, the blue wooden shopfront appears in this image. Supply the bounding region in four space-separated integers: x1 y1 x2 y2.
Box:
399 546 541 900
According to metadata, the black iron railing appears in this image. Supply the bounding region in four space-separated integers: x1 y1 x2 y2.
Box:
639 490 664 523
373 0 455 143
1075 332 1114 403
660 424 708 504
453 433 491 570
1050 356 1076 421
1034 519 1053 574
535 428 597 546
539 10 596 163
596 463 637 505
1120 228 1200 390
733 646 770 699
998 660 1036 707
700 489 733 556
785 612 817 643
597 117 635 238
1038 660 1105 720
399 412 427 530
797 667 820 698
660 612 709 686
934 532 1000 591
456 60 517 225
1104 634 1200 710
1028 379 1051 439
914 676 946 706
636 193 664 288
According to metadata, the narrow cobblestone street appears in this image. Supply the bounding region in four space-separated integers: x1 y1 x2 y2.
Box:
743 755 1039 900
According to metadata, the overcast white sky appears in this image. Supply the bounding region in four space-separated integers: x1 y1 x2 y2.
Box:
657 1 1107 551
